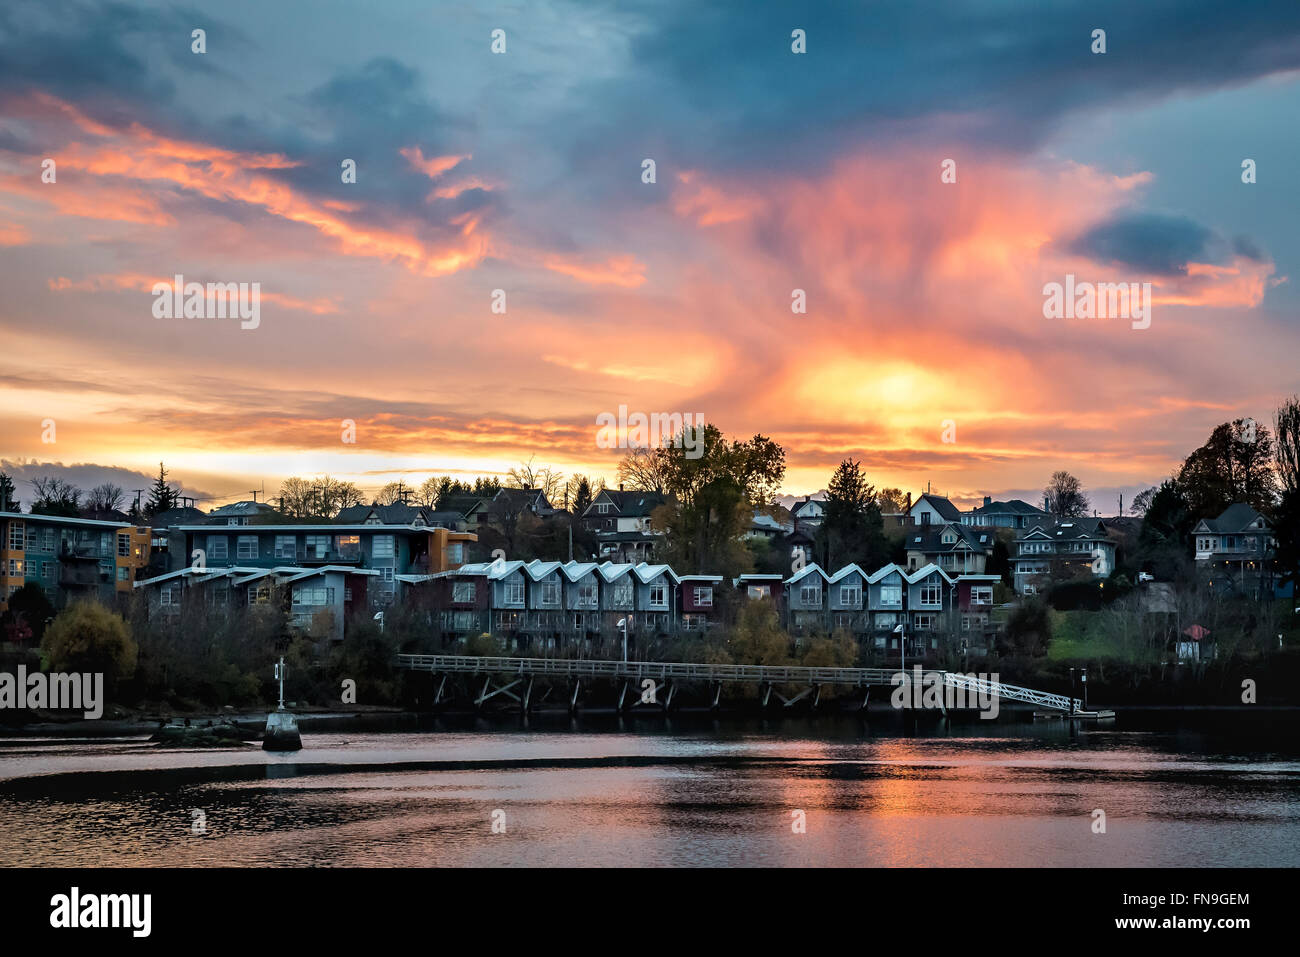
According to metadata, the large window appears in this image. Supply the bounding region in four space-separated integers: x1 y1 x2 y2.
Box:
840 583 861 606
161 582 181 606
371 535 395 559
8 522 23 550
237 536 258 560
304 535 330 559
613 582 633 606
208 536 228 561
577 582 598 606
879 584 901 606
920 582 943 606
694 586 713 607
274 535 297 560
453 581 475 603
648 582 667 608
800 581 821 605
293 586 335 606
747 585 771 599
248 585 272 605
538 580 560 606
117 534 131 557
335 535 361 560
504 580 525 605
970 586 993 605
914 613 935 630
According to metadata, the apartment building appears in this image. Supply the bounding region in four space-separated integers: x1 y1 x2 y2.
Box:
0 511 154 612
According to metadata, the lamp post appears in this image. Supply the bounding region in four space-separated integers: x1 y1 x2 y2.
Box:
617 617 628 662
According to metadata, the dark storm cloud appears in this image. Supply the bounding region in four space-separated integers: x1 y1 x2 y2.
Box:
554 0 1300 182
1066 212 1270 275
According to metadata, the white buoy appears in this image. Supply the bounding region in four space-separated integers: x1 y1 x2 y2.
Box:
263 656 301 751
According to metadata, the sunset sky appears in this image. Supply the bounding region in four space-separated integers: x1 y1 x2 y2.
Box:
1 0 1298 512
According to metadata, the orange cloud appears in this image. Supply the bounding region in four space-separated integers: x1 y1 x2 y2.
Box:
543 253 647 288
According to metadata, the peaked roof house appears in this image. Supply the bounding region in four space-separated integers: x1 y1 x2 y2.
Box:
1192 503 1279 597
790 497 825 532
581 487 670 562
904 523 995 575
207 500 281 525
1012 518 1115 595
907 493 962 526
964 497 1049 529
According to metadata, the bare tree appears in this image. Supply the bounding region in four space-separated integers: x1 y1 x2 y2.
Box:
85 482 125 513
1275 395 1300 495
507 456 563 502
617 446 672 493
1042 470 1090 518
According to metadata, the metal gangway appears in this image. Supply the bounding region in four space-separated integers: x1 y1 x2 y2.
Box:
394 654 1081 713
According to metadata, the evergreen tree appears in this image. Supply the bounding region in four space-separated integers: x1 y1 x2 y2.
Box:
145 462 178 517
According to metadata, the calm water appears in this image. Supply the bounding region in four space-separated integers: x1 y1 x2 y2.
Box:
2 714 1298 867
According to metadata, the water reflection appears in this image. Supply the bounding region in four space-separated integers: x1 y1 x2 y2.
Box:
1 713 1298 867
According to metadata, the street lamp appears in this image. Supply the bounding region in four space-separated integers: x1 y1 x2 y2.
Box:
373 610 384 634
617 617 628 662
893 620 906 677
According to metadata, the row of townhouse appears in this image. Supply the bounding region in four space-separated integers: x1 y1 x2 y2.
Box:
404 560 718 650
778 563 1000 654
1 511 152 612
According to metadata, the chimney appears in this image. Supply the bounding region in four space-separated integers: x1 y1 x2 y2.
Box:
619 483 624 492
983 496 991 507
905 491 912 522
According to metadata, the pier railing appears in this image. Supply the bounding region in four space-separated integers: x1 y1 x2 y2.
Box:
394 654 1081 711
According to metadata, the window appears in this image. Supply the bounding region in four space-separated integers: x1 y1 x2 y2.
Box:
208 536 228 561
304 535 330 559
747 585 771 600
117 566 129 581
941 554 955 568
682 614 706 632
504 580 525 605
942 531 956 544
293 586 335 606
914 614 935 630
274 535 297 560
371 535 395 558
539 581 560 606
577 582 598 607
335 535 361 559
381 567 394 583
648 583 667 608
117 534 130 557
613 582 633 606
42 562 53 579
100 533 112 557
840 583 861 606
694 586 713 607
161 582 181 606
920 582 942 606
43 528 54 552
453 581 475 603
971 586 993 605
237 536 258 560
248 585 272 605
596 503 612 514
8 558 23 575
8 522 23 550
800 581 821 605
448 543 463 563
880 584 901 606
962 616 971 631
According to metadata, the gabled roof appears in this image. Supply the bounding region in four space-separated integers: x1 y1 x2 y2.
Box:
867 563 908 584
208 500 279 518
585 489 669 518
487 488 554 517
970 498 1046 516
904 563 955 585
906 523 993 552
436 495 488 517
1019 518 1109 541
828 563 869 583
1195 503 1270 534
559 562 601 582
791 497 825 517
911 493 962 521
784 563 830 585
631 563 679 584
597 562 637 582
335 503 432 525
